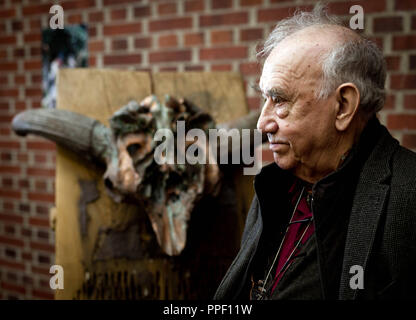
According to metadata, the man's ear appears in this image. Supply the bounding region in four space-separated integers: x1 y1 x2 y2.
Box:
334 83 360 132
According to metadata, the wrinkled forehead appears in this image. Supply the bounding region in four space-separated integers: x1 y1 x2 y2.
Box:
259 25 353 92
259 42 324 93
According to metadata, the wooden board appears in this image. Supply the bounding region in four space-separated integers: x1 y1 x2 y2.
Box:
55 69 254 299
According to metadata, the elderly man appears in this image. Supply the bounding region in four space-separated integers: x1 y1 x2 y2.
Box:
214 6 416 300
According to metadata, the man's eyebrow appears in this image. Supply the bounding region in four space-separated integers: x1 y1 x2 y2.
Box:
250 83 292 101
267 87 291 100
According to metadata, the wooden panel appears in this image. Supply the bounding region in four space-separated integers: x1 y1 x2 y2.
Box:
54 69 253 299
152 71 248 123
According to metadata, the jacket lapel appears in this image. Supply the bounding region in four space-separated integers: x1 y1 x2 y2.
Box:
338 126 399 300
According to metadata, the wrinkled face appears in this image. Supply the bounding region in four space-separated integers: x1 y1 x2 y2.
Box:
257 35 339 179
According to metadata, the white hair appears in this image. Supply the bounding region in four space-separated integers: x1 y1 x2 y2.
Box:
257 3 387 115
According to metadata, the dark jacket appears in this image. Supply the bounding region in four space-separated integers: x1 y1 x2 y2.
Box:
214 118 416 300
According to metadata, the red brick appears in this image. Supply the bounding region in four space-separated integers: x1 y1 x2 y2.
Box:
403 134 416 149
240 28 263 42
184 32 204 46
29 18 41 29
0 49 6 59
149 17 192 32
25 87 42 97
211 0 232 9
412 15 416 30
22 252 32 261
158 34 178 48
30 46 41 57
111 39 127 50
211 64 232 71
158 67 176 72
133 5 151 18
373 17 403 33
258 6 311 23
22 3 51 16
390 75 416 90
0 258 25 270
185 65 203 71
23 59 42 70
393 35 416 50
200 46 247 60
35 180 48 191
88 11 104 23
29 217 50 227
158 3 177 15
0 141 20 148
384 94 395 110
247 96 262 110
0 213 23 224
61 0 95 10
0 166 20 174
0 189 21 199
1 282 26 295
88 40 104 53
149 50 192 63
17 152 28 162
31 266 51 276
210 30 233 44
384 56 400 71
387 114 416 130
27 168 55 177
240 0 263 6
0 88 19 98
0 127 11 136
404 95 416 109
19 178 30 188
185 0 205 12
11 20 23 32
0 62 17 71
32 289 54 300
395 0 416 10
30 241 55 253
0 235 24 247
24 32 41 43
410 55 416 70
89 26 97 38
0 35 16 45
240 62 261 76
103 54 142 65
68 13 83 24
110 8 126 21
88 56 96 66
368 37 383 50
134 37 151 49
200 12 248 27
27 141 56 150
0 8 15 18
28 192 55 202
103 22 142 36
104 0 140 5
328 0 385 15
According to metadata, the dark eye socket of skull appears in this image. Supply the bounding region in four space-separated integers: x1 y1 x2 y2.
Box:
127 143 141 157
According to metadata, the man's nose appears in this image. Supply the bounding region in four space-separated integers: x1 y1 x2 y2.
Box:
257 101 278 133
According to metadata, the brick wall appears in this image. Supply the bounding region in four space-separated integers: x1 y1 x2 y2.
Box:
0 0 415 299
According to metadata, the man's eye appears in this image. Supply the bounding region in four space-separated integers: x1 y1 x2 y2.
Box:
271 96 284 104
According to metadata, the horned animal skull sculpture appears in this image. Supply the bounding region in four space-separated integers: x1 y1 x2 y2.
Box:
12 95 261 256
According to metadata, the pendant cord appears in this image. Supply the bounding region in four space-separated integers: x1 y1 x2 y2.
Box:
259 186 306 295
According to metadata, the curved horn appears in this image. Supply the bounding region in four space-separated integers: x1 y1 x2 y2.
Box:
12 109 112 164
